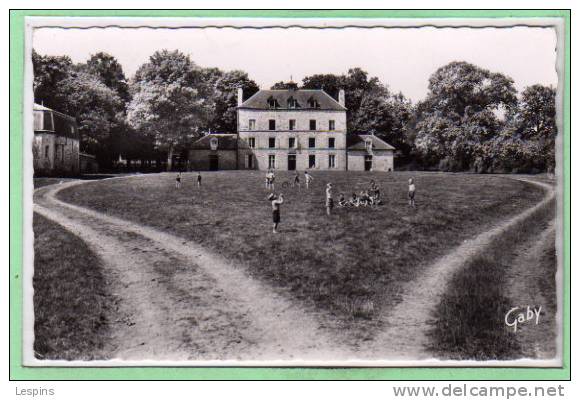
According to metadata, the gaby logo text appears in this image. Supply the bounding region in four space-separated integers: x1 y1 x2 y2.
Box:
505 306 542 332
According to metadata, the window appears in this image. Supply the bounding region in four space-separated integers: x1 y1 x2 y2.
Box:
329 120 335 131
308 97 320 108
209 137 219 150
268 155 276 169
287 97 299 109
328 154 336 168
328 137 335 149
268 97 279 109
309 155 316 168
269 120 276 130
309 120 317 130
365 139 373 151
33 111 43 131
289 137 296 149
289 119 296 131
308 137 316 148
248 137 256 148
44 145 49 158
249 119 256 130
269 137 276 148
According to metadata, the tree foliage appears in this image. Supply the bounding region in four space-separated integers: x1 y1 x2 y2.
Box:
126 50 214 170
207 70 259 133
413 62 519 171
33 49 558 173
84 52 131 103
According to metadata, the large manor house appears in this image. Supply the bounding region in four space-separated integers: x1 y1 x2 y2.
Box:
190 87 395 171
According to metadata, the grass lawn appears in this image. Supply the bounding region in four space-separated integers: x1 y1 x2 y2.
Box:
33 213 113 360
58 171 544 334
427 197 555 360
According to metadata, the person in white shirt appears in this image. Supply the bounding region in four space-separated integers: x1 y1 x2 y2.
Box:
408 178 416 207
304 171 314 189
325 183 334 216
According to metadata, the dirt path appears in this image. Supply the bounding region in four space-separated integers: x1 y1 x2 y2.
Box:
505 222 557 359
360 178 556 360
34 176 555 362
34 181 348 362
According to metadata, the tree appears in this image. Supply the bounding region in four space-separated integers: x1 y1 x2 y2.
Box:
53 71 123 156
85 52 131 103
32 50 73 108
270 81 299 90
414 61 518 171
127 50 213 171
517 85 556 141
208 70 259 133
302 73 345 99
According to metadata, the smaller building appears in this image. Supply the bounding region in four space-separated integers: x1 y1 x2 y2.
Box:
347 134 395 171
189 133 238 171
33 103 80 176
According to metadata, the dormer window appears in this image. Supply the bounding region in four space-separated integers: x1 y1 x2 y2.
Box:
267 96 280 109
307 97 320 109
287 96 299 109
210 137 219 150
365 139 373 151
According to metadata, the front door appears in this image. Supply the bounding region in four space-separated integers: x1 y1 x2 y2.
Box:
288 154 296 171
364 155 373 171
209 154 218 171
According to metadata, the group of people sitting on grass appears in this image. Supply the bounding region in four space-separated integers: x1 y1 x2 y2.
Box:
337 180 383 208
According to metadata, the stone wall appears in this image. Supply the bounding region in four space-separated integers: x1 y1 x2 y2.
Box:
188 149 238 171
238 109 347 133
347 150 394 172
237 108 348 171
33 133 79 176
238 149 347 171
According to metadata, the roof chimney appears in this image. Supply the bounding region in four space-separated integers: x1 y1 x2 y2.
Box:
237 88 243 106
338 89 345 107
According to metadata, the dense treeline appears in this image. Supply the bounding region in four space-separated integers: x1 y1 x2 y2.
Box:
33 50 556 173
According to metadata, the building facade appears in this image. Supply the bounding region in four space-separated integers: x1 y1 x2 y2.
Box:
188 133 238 171
189 88 395 172
33 103 80 176
237 88 348 171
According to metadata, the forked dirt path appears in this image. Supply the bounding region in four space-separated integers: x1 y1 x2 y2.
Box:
359 178 556 360
34 176 555 362
34 181 349 362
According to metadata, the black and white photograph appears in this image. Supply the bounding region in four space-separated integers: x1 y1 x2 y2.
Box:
25 17 564 366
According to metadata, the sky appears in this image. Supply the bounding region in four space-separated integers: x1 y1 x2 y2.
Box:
32 23 559 103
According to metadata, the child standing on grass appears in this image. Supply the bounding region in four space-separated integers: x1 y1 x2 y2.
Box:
268 193 284 233
293 171 300 188
305 171 314 189
408 178 416 207
197 172 202 188
175 172 182 189
326 183 334 216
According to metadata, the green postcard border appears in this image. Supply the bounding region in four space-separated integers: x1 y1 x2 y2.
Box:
9 9 571 381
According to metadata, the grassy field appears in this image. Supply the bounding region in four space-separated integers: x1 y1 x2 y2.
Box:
427 195 556 360
33 213 113 360
58 171 544 333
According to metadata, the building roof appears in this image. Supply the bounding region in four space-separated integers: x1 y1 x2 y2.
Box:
34 103 76 121
191 133 238 150
238 89 346 111
347 134 396 151
33 103 53 112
